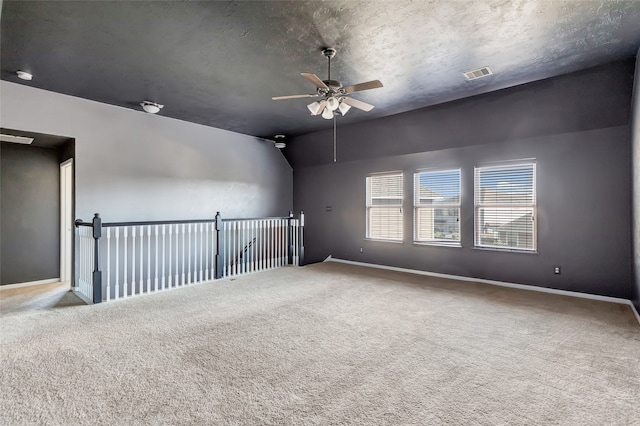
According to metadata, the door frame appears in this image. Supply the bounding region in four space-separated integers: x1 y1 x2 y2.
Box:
60 159 73 284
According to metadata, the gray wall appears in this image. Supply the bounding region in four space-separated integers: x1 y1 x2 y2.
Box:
288 59 634 299
1 81 292 287
632 49 640 311
1 143 60 284
0 81 293 223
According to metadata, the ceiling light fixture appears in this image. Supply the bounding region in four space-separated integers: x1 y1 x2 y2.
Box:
0 133 34 144
140 101 164 114
307 101 323 115
326 96 339 111
16 70 33 81
338 100 351 116
321 107 334 120
274 134 286 149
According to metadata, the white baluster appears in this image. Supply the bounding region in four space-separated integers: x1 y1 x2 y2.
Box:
277 220 281 267
264 220 268 270
257 220 262 272
241 221 246 275
269 219 274 269
294 220 299 266
228 221 232 277
106 227 111 301
152 225 157 292
211 222 216 280
181 224 186 286
168 224 173 288
196 223 204 282
247 221 252 273
115 227 120 299
187 223 192 284
132 227 136 297
282 219 286 267
230 221 234 277
205 223 209 281
147 226 151 293
278 219 282 267
162 225 166 290
123 227 128 298
139 225 144 295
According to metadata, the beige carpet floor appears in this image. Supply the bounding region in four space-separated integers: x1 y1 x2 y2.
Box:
1 261 639 425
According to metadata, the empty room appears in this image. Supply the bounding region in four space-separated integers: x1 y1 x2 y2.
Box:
1 1 639 424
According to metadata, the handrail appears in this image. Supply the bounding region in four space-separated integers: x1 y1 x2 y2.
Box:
74 211 304 304
220 216 291 223
76 216 293 228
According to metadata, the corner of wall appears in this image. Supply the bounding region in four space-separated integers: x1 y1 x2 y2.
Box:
631 47 640 312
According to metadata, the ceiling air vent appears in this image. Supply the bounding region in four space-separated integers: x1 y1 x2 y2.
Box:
0 133 34 144
464 66 493 80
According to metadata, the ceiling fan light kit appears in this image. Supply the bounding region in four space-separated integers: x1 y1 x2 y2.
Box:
321 108 334 120
338 101 351 116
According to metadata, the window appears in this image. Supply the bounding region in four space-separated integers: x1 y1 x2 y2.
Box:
366 172 403 241
474 161 536 252
414 169 461 246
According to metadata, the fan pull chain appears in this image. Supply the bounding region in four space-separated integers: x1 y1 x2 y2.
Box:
333 116 337 162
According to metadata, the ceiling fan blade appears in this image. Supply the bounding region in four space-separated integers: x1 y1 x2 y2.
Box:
272 94 316 100
342 80 383 94
301 73 329 90
342 96 375 112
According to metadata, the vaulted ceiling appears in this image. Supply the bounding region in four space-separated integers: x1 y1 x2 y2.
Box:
2 1 640 140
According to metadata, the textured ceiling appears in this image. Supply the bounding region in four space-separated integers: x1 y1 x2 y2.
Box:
2 1 640 140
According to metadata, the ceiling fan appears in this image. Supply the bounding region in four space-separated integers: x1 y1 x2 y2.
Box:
272 47 383 120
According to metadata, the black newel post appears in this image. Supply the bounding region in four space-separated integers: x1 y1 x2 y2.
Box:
92 213 103 304
299 211 305 265
214 212 223 279
287 211 294 265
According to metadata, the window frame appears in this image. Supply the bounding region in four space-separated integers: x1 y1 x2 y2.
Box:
366 171 404 242
473 161 537 253
413 168 461 247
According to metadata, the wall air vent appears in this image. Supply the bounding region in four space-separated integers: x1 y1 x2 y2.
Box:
0 133 34 144
464 66 493 80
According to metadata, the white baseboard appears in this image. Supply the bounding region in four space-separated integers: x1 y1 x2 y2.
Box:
631 303 640 327
0 278 61 291
327 257 640 327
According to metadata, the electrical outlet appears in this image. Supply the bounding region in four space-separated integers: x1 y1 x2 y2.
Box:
359 247 364 253
553 266 561 275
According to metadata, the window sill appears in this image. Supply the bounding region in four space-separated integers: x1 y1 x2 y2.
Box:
473 246 538 254
413 241 461 248
364 238 404 244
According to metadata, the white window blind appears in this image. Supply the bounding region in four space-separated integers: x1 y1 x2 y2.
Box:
366 172 403 241
474 162 536 251
414 169 460 245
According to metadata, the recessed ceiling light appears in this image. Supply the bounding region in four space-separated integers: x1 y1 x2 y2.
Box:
140 101 164 114
16 70 33 81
